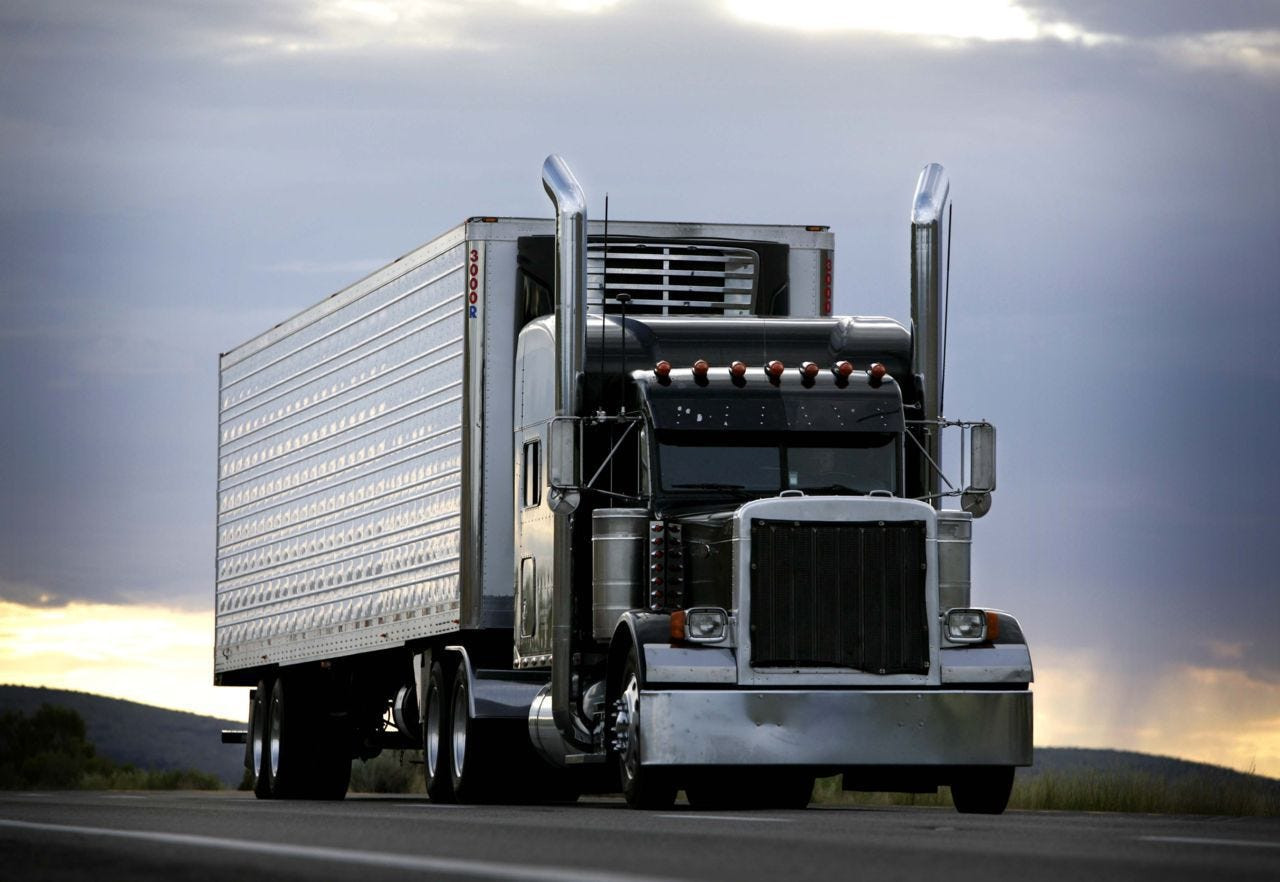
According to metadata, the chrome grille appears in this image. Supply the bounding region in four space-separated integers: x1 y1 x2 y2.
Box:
749 519 929 674
588 242 757 315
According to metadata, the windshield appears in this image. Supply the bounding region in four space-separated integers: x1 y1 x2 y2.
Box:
656 432 899 496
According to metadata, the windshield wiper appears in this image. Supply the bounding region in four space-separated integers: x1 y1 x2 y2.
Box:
669 482 758 497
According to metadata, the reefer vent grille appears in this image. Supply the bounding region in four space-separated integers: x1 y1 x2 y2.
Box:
749 519 929 674
588 242 758 315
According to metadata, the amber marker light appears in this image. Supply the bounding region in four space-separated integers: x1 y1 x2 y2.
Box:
692 359 709 378
985 610 1001 642
766 360 785 380
730 360 748 379
835 360 854 378
869 363 887 382
801 361 819 379
670 609 687 641
654 360 671 379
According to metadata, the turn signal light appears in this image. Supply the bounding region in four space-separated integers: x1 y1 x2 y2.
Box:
669 609 686 641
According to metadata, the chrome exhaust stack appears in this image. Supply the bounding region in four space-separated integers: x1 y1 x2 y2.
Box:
910 163 950 509
540 154 593 749
542 154 588 418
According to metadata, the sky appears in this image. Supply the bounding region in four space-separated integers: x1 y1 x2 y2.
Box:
1 0 1278 775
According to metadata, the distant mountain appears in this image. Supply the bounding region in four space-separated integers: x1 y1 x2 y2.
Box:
0 685 245 787
3 686 1276 796
1024 745 1280 788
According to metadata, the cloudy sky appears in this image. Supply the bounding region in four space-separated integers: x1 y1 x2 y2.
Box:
1 0 1278 775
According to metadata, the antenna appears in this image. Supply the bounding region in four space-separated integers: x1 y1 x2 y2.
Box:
940 202 952 417
598 194 609 418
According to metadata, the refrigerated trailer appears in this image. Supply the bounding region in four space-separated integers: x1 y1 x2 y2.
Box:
216 155 1032 811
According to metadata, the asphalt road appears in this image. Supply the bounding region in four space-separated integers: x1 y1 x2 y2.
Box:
2 791 1278 882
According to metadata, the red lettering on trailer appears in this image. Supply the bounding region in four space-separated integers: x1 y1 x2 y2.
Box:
467 248 481 319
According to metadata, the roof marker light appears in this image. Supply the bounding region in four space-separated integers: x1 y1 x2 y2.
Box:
766 360 785 380
835 360 854 377
730 361 748 379
692 359 709 378
869 363 887 382
654 360 671 379
801 361 819 379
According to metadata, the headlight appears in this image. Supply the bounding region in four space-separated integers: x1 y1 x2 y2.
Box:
945 608 997 643
682 607 728 643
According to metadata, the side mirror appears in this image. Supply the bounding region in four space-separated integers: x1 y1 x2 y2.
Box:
547 416 579 490
963 423 996 517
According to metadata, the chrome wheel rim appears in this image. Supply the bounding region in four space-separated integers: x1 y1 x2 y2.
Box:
268 693 282 781
618 673 640 783
251 693 265 776
450 683 467 781
425 682 441 779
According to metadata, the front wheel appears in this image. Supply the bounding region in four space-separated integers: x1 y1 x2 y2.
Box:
613 649 677 810
951 766 1015 815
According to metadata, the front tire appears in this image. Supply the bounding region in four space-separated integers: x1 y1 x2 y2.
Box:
613 649 676 810
951 766 1015 815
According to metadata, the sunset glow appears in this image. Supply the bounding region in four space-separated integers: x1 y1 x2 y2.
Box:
3 599 1276 777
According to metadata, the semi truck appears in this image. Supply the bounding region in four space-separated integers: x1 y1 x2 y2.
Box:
216 155 1033 812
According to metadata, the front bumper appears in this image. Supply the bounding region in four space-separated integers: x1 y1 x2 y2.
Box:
639 688 1032 767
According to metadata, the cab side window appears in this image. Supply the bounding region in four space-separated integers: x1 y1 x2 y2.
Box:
523 438 541 508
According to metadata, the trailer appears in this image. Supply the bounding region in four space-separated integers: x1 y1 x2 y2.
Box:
216 155 1032 811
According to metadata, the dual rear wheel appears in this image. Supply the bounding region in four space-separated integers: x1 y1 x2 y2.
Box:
249 672 351 800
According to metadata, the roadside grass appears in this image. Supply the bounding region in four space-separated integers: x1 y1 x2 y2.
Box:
813 770 1280 817
81 766 222 791
349 751 426 794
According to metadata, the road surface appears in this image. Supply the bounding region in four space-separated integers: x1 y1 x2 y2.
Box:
2 791 1277 881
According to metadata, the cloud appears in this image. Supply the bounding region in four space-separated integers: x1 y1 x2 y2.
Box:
1035 647 1280 778
0 578 68 608
0 600 246 720
724 0 1112 45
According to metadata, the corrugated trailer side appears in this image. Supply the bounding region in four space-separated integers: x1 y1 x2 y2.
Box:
215 225 471 681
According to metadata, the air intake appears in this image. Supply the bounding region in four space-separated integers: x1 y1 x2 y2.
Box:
588 241 758 315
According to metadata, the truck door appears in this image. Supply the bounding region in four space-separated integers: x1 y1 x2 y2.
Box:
513 320 556 666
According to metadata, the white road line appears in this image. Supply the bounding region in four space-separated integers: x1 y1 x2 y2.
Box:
0 818 682 882
657 814 789 823
1139 836 1280 850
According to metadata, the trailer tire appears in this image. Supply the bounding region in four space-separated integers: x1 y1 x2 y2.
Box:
950 766 1015 815
263 675 302 799
423 661 455 802
448 669 496 803
263 671 351 800
614 649 676 810
306 713 352 801
250 679 272 799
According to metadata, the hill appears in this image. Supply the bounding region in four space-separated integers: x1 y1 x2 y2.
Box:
3 685 1277 804
0 685 244 787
